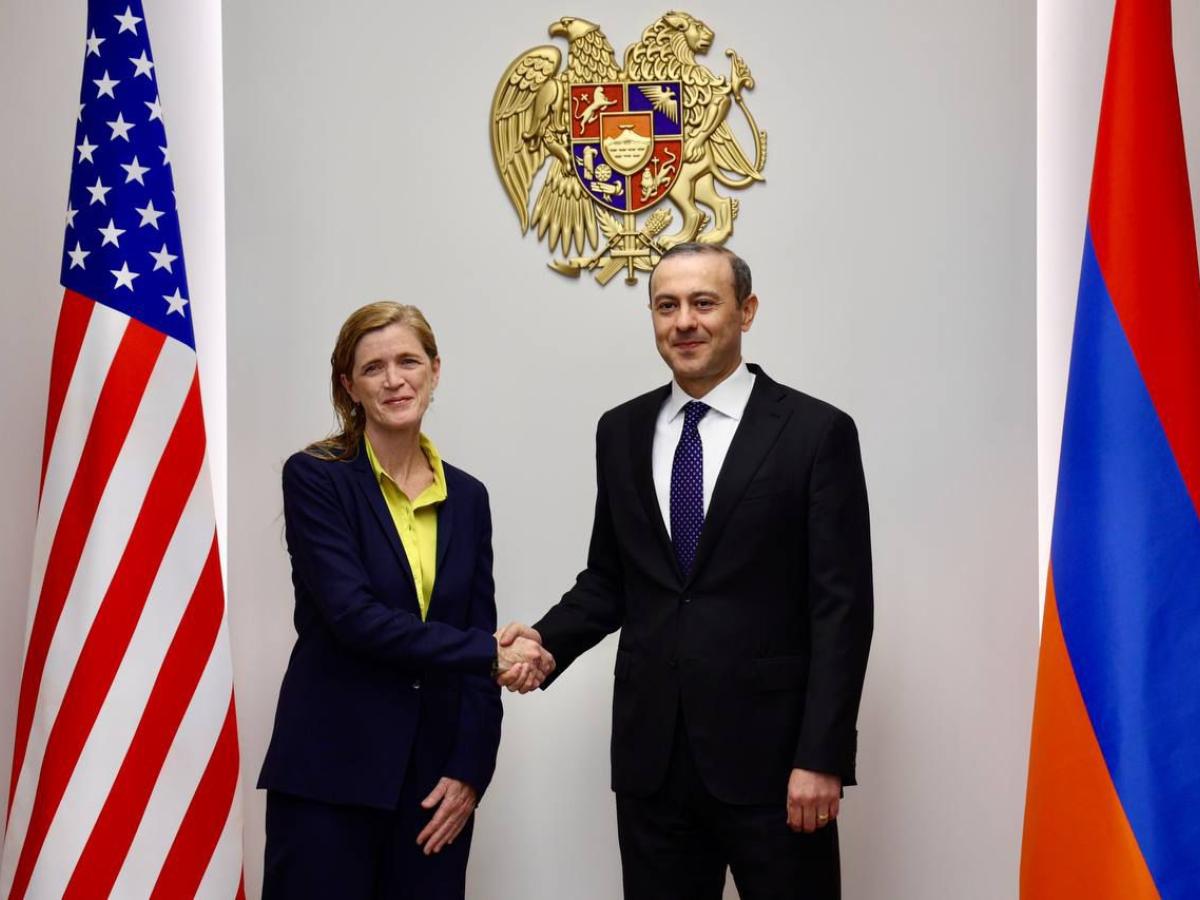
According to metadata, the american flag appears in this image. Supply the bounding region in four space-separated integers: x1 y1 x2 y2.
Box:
0 2 244 897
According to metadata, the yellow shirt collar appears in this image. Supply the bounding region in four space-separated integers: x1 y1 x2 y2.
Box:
364 433 448 508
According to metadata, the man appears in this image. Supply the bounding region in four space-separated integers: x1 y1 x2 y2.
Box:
500 243 873 899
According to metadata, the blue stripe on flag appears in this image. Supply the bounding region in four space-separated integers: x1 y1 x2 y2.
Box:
1052 228 1200 898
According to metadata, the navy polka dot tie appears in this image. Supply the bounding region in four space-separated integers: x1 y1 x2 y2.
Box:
671 400 710 577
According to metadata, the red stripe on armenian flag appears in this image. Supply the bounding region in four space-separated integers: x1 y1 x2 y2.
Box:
1088 0 1200 516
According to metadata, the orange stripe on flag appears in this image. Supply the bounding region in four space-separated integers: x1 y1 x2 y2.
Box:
1020 575 1159 899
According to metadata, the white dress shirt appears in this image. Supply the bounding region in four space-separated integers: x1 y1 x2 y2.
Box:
652 363 757 536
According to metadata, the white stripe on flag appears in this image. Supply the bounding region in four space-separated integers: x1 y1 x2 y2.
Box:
110 635 234 898
0 336 196 894
24 463 214 899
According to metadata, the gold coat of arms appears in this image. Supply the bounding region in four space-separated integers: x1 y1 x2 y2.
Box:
490 12 767 286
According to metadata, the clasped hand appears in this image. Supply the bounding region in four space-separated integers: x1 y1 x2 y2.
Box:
493 623 553 692
787 768 842 832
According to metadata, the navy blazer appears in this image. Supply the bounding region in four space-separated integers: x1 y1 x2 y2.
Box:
258 444 501 810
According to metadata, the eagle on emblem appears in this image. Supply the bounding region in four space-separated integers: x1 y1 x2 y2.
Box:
490 12 767 286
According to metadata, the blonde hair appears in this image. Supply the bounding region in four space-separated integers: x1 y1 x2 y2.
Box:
307 302 439 460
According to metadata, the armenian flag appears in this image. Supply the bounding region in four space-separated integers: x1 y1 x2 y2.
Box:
1021 1 1200 897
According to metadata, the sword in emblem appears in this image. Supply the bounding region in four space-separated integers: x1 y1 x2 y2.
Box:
595 208 674 285
548 208 672 282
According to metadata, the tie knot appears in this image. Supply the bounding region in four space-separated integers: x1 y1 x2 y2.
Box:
683 401 710 429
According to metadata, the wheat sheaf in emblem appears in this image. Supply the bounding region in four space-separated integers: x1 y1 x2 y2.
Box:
490 12 767 286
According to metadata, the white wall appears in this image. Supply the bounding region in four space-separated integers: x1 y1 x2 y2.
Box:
223 2 1036 898
1037 0 1200 610
0 0 226 832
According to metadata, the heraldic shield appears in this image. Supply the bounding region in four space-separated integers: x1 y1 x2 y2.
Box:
568 81 684 213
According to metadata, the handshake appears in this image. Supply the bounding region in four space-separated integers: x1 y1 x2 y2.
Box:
492 623 554 693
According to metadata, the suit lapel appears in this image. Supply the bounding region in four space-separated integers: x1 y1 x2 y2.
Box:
435 491 455 572
629 385 677 574
348 446 417 590
428 488 455 614
687 368 790 587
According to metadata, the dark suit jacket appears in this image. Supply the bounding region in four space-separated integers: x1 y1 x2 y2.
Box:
534 364 873 805
258 445 501 810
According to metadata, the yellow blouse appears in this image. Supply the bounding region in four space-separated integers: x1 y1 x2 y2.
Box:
364 434 447 620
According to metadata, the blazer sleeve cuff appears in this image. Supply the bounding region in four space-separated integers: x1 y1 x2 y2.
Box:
793 730 858 786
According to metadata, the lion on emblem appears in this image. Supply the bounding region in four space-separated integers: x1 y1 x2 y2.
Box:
491 12 766 283
624 12 765 247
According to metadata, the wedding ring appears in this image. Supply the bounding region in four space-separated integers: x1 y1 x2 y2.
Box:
817 813 829 821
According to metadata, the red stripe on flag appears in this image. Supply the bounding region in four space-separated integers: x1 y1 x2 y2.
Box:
39 291 95 499
7 318 165 820
150 696 240 900
1089 0 1200 515
62 533 223 899
7 372 206 900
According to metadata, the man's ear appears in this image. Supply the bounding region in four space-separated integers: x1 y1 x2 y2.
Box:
741 294 759 332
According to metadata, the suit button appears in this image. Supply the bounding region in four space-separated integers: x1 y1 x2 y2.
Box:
681 596 691 604
412 679 421 690
669 658 679 670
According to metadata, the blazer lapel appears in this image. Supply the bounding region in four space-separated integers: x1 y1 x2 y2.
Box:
686 367 790 587
435 490 455 573
426 489 455 615
348 447 416 589
629 385 677 575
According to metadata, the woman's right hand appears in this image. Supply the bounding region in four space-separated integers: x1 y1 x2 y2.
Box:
495 631 555 693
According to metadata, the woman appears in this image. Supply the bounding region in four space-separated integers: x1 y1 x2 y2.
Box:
258 302 550 899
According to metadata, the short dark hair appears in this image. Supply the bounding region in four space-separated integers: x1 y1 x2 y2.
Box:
649 243 753 306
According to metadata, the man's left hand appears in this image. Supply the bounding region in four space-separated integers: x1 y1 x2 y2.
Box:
786 768 841 833
417 777 477 855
